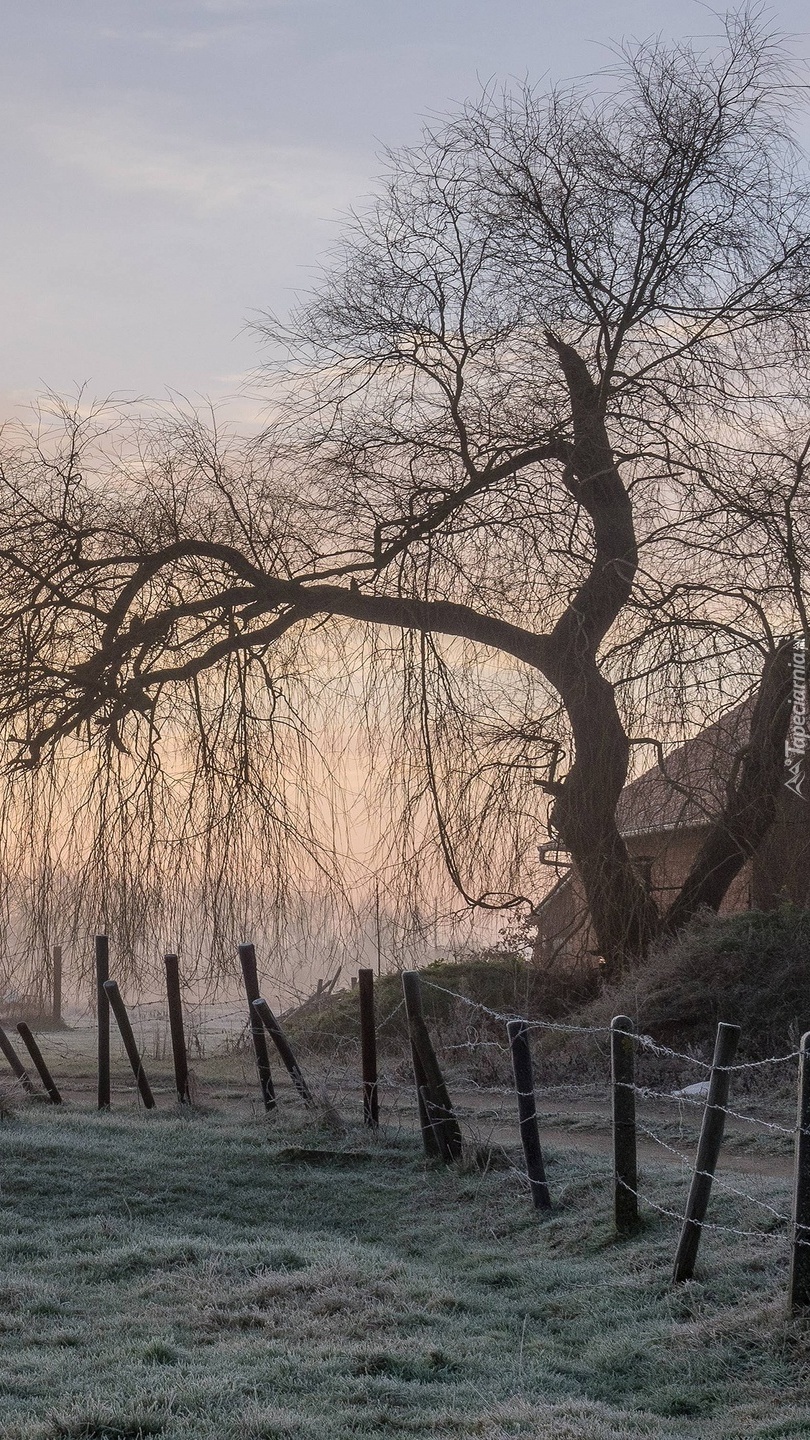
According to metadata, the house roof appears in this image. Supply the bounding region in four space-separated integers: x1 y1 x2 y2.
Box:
615 696 756 839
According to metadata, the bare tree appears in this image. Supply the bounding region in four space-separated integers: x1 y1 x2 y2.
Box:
0 11 807 978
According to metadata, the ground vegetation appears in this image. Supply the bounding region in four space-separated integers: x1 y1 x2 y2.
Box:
0 1103 806 1439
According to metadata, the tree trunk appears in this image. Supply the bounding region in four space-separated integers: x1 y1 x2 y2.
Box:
663 640 796 935
549 668 660 976
538 337 660 975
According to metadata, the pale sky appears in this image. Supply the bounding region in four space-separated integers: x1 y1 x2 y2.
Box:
2 0 809 423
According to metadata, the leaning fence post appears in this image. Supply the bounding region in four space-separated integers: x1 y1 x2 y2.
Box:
418 1084 454 1162
401 971 463 1162
507 1018 551 1210
611 1015 638 1233
164 954 190 1103
96 934 110 1110
789 1030 810 1311
52 946 62 1024
0 1024 38 1095
672 1020 740 1282
16 1024 61 1103
238 944 276 1111
407 1028 440 1157
103 980 156 1110
402 971 442 1158
252 998 316 1109
358 968 379 1128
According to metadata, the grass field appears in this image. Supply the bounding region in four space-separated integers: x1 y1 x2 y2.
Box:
0 1087 808 1440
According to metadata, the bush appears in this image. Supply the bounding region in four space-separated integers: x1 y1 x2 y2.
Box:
286 949 598 1054
578 907 810 1060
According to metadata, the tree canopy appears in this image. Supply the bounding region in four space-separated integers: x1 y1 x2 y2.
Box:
0 9 807 982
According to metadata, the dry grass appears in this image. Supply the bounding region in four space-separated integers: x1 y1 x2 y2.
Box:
0 924 808 1436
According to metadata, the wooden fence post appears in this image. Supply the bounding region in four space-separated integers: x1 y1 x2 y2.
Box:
52 946 62 1024
789 1030 810 1311
672 1020 740 1282
103 981 156 1110
401 972 441 1158
611 1015 639 1233
164 954 190 1103
16 1024 61 1103
96 934 110 1110
507 1019 551 1210
418 1084 454 1162
408 1029 440 1157
252 999 316 1108
358 968 379 1128
0 1024 38 1095
401 971 463 1162
238 944 276 1111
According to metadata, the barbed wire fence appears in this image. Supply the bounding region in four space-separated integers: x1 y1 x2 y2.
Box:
1 948 809 1309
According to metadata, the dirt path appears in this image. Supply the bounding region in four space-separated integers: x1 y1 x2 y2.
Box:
538 1125 791 1178
448 1085 794 1180
22 1057 796 1182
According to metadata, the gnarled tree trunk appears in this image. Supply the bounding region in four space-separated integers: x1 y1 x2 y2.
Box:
537 338 660 974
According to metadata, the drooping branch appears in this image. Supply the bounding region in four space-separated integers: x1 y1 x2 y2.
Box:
3 339 663 971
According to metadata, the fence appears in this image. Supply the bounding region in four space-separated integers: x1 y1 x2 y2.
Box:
1 939 809 1312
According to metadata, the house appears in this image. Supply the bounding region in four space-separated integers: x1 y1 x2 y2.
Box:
531 698 810 966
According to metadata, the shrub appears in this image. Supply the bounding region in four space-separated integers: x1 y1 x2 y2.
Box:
579 907 810 1060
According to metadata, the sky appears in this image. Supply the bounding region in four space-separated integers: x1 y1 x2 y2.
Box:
2 0 809 425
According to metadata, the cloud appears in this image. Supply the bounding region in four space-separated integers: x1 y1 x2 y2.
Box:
98 27 224 53
22 105 367 221
195 0 289 12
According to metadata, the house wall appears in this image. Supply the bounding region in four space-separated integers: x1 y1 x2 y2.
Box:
531 870 594 968
531 718 810 968
631 829 751 914
532 826 753 966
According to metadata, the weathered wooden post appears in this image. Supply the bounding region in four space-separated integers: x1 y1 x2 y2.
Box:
401 971 462 1162
418 1084 454 1162
789 1030 810 1312
358 968 379 1127
672 1020 740 1282
238 944 276 1111
52 946 62 1025
96 934 110 1110
408 1033 440 1156
0 1024 38 1095
611 1015 639 1233
402 973 440 1158
507 1018 551 1210
164 954 190 1103
253 998 316 1109
103 980 155 1109
16 1024 61 1103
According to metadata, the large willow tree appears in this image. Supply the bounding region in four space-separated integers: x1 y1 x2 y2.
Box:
0 10 807 980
